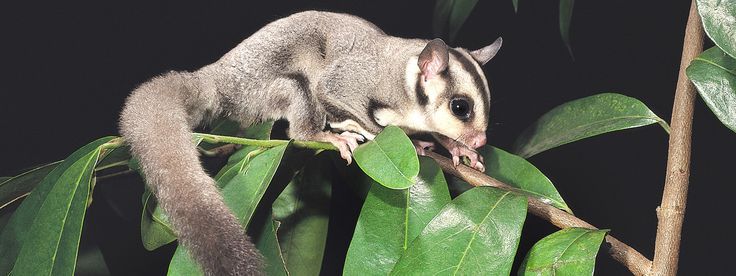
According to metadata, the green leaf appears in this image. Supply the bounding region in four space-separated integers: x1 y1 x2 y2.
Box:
353 126 419 189
513 0 519 12
140 121 274 250
0 137 114 275
272 153 333 275
344 157 451 275
559 0 574 56
697 0 736 59
210 118 242 136
95 146 131 170
255 219 289 276
214 145 267 186
0 202 16 232
0 162 60 211
168 143 289 275
480 146 571 213
433 0 480 42
213 121 275 181
687 47 736 133
140 146 266 251
75 245 111 276
140 192 177 250
390 187 527 275
138 140 207 251
513 93 669 158
519 228 608 276
241 121 274 140
223 144 289 228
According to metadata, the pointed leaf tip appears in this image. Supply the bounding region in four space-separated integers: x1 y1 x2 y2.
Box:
481 146 572 213
513 93 668 158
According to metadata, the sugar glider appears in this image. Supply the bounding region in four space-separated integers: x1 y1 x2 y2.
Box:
119 10 501 276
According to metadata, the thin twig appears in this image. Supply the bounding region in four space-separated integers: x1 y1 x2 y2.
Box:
96 169 135 181
424 151 653 276
650 1 703 275
199 144 239 157
94 160 130 171
195 133 336 151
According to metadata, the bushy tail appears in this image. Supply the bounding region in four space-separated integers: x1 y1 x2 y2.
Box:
119 72 263 275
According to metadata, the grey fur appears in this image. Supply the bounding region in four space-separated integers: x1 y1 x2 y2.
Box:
119 11 499 275
469 37 503 65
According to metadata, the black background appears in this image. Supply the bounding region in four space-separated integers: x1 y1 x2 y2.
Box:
0 0 734 275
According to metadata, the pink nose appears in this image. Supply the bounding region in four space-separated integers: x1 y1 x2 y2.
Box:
469 134 487 149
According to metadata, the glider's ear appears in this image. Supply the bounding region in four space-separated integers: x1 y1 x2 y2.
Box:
418 38 450 81
469 37 503 65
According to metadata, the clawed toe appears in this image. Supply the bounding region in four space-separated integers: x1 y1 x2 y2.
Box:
340 131 365 142
474 162 485 172
448 145 485 172
314 131 366 165
452 155 460 166
337 132 363 153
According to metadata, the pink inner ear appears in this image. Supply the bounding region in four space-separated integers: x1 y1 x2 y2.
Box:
418 38 449 81
420 60 432 82
419 54 442 81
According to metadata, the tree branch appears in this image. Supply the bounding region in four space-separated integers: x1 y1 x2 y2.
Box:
424 151 653 276
650 1 704 275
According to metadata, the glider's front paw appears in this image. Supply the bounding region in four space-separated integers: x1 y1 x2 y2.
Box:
448 144 485 172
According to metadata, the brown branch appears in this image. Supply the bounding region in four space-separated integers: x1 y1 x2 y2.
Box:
650 1 704 275
424 151 653 276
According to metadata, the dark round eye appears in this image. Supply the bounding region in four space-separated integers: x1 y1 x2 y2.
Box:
450 98 471 119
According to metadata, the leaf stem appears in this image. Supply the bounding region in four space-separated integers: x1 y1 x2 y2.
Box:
94 160 129 171
92 134 337 152
657 120 672 134
100 137 125 149
96 169 135 181
194 133 337 151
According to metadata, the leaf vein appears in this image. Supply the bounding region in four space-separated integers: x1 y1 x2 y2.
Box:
452 191 511 275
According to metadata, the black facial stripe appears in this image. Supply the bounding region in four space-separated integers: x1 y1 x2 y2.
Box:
449 49 489 114
414 77 429 106
442 74 475 122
